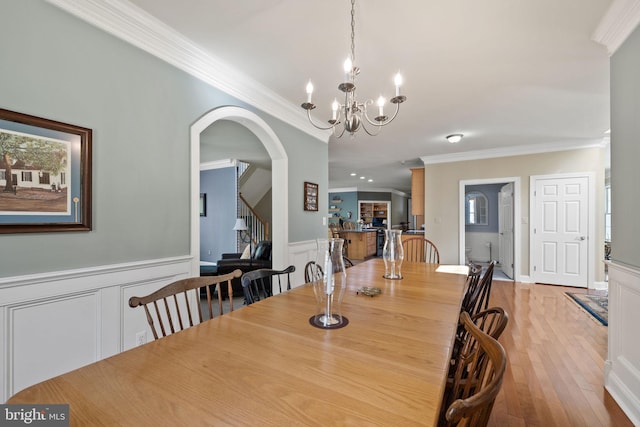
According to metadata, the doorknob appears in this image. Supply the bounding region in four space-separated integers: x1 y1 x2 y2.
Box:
576 236 586 241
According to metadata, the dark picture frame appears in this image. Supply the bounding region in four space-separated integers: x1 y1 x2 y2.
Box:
200 193 207 217
0 108 92 233
304 181 318 211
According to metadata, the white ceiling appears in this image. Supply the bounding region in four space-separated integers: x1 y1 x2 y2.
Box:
124 0 613 193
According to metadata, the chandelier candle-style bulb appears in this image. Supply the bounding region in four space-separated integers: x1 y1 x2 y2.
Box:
394 73 403 97
332 99 339 120
344 58 352 81
306 81 314 103
377 96 385 117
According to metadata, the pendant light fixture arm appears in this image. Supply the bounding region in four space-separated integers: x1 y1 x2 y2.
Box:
302 106 341 131
362 100 402 128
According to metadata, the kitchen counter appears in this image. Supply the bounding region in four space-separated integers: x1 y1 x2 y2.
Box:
403 230 425 235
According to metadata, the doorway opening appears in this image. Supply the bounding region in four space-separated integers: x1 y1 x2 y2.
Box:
190 106 288 276
459 177 521 282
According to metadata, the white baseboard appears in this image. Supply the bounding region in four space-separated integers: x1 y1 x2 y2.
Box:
606 370 640 426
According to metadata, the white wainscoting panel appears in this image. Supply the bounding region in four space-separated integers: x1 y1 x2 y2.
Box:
0 256 192 403
287 240 318 288
605 261 640 426
9 292 100 398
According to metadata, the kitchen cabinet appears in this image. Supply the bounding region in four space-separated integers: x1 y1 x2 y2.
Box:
411 168 425 227
339 230 378 260
359 202 388 226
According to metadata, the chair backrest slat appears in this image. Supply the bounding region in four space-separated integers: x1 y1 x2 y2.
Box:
129 270 243 340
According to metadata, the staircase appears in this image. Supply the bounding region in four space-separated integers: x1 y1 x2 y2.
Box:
236 161 270 251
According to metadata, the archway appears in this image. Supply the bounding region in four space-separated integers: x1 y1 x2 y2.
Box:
190 106 288 275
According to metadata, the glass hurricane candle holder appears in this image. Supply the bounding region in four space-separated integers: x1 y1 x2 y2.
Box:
310 238 349 329
383 229 404 279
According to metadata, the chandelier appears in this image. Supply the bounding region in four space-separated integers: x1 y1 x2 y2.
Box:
301 0 406 137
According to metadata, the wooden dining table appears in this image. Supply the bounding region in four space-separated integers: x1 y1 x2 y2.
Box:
8 259 468 426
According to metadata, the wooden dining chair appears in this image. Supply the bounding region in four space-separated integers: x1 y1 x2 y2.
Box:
128 270 243 340
343 256 355 268
464 261 496 318
450 306 509 377
304 261 323 283
305 257 352 284
342 221 356 230
402 237 440 263
460 263 482 314
442 311 508 427
241 265 296 304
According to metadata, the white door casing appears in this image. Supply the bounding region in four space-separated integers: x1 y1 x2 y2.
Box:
531 174 591 287
498 183 514 279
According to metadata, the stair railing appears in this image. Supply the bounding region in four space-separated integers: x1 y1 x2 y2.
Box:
238 192 269 248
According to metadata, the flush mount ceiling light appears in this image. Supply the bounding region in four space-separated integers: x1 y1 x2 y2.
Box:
446 134 464 143
301 0 406 138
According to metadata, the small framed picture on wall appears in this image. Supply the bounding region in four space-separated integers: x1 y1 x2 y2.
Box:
303 181 318 211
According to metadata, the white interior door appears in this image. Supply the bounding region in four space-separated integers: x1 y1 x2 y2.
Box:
532 176 588 287
498 183 514 279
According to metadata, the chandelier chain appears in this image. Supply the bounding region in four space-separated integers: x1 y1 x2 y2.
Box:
350 0 356 64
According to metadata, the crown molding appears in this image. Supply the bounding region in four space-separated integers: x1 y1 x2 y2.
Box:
420 138 608 165
45 0 330 143
592 0 640 55
200 159 237 171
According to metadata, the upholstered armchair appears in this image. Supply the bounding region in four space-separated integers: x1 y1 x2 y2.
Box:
215 241 272 298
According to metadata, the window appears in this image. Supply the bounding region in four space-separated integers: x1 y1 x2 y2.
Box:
39 172 50 185
21 171 32 182
465 191 488 225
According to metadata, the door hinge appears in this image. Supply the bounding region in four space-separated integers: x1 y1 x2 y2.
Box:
533 265 537 271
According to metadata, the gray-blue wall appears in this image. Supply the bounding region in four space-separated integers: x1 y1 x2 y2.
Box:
200 168 236 263
611 23 640 269
0 1 327 277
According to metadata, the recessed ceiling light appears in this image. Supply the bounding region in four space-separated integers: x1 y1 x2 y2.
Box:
368 179 373 182
350 172 357 176
446 133 463 143
360 176 365 180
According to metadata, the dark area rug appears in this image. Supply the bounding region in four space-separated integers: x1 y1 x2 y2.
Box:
565 292 608 326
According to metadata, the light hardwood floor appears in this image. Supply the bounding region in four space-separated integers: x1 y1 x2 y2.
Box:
488 279 633 426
